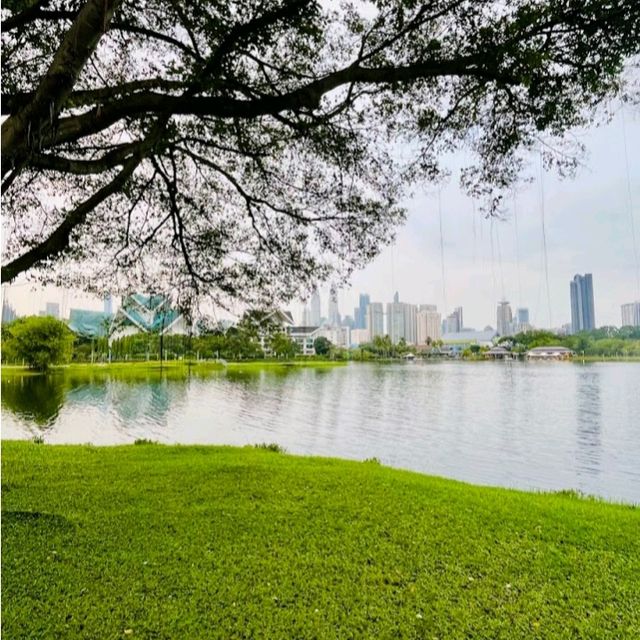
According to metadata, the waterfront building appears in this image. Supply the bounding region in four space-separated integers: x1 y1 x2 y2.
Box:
416 307 441 344
570 273 595 333
109 294 190 342
365 302 384 339
621 301 640 327
68 308 113 339
328 286 341 326
526 346 575 360
441 328 496 347
288 325 322 355
309 289 321 326
496 300 513 337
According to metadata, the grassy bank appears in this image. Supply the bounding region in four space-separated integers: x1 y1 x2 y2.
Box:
1 358 345 378
2 442 638 639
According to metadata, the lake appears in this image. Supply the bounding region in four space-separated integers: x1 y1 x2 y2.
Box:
2 361 639 502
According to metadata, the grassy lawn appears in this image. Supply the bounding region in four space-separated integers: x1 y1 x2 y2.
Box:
2 442 639 639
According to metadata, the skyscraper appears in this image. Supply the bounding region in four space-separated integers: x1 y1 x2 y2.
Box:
328 286 341 326
442 307 463 334
416 307 441 344
496 300 513 336
570 273 595 333
386 293 417 344
365 302 384 339
355 293 370 329
310 289 321 326
621 302 640 327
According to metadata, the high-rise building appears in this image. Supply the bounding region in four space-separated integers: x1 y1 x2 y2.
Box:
2 300 17 324
386 294 417 344
104 294 113 315
356 293 370 329
442 307 463 334
328 286 341 326
621 301 640 327
570 273 595 333
496 300 513 336
302 306 311 326
516 308 529 325
365 302 384 339
416 307 441 344
45 302 60 319
310 289 321 326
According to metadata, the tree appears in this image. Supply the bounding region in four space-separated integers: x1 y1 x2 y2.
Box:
2 1 639 308
2 316 74 370
268 332 299 359
313 336 332 356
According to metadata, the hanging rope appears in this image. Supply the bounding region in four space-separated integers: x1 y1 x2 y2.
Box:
438 189 447 316
539 151 553 328
621 105 640 299
513 191 523 308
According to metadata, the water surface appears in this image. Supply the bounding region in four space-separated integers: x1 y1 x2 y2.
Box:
2 362 639 502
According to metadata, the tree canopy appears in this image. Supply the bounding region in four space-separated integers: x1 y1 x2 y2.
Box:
2 0 639 307
2 316 75 370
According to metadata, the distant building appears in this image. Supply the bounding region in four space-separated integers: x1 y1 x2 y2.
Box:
45 302 60 319
316 325 351 350
621 301 640 327
68 308 113 339
354 293 370 329
110 294 189 342
570 273 595 333
386 294 417 344
496 300 513 337
443 306 463 334
365 302 384 339
441 328 496 347
512 307 531 334
342 315 355 329
328 286 341 326
350 328 370 346
527 346 574 361
288 325 322 355
104 294 113 315
2 299 17 324
302 306 311 325
416 307 441 344
309 289 321 326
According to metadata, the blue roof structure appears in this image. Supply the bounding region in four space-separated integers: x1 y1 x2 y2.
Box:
68 309 113 338
111 295 185 336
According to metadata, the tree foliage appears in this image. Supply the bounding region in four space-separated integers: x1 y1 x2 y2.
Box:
2 0 639 308
2 316 74 370
313 336 332 356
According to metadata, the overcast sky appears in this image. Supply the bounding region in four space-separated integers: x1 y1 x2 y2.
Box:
3 106 639 330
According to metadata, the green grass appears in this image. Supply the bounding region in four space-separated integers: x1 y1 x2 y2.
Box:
2 441 639 639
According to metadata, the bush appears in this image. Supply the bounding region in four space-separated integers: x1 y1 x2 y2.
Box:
2 316 74 370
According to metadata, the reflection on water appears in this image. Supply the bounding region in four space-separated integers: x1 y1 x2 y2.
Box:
2 362 639 502
576 370 602 478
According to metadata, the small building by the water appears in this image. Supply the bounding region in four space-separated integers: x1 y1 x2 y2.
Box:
526 346 575 360
485 346 511 360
